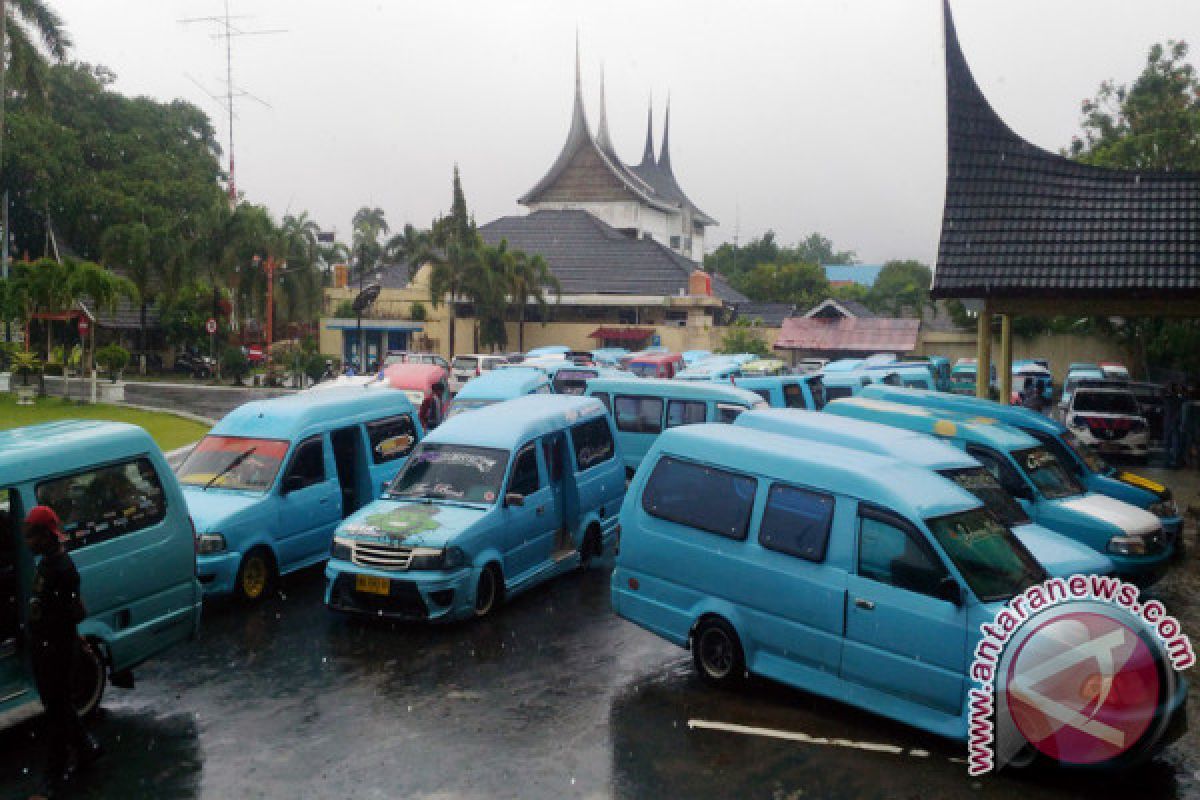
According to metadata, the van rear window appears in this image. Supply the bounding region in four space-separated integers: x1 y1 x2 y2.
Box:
37 458 168 551
642 457 755 540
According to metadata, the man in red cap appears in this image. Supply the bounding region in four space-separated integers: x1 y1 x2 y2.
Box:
24 505 102 795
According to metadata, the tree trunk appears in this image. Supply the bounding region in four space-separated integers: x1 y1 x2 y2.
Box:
518 304 525 353
447 302 456 359
139 302 148 374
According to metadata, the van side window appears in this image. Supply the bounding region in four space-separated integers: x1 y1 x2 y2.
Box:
857 512 948 597
570 417 615 471
666 399 707 428
367 415 418 463
783 383 807 409
715 403 747 424
966 445 1025 494
508 444 541 496
824 386 852 401
642 457 756 541
615 396 663 434
759 484 835 561
36 458 168 551
284 436 326 490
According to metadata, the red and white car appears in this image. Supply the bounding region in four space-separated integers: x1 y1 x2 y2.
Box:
1064 384 1149 461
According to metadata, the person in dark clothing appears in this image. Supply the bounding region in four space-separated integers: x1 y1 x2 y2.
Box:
24 505 102 795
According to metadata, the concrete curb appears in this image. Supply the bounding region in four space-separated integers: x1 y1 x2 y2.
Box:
123 379 300 393
119 402 218 427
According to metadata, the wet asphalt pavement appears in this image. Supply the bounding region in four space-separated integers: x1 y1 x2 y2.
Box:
2 465 1199 798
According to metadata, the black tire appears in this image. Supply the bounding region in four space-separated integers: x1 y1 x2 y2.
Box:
473 564 502 618
692 617 745 687
234 548 277 603
579 527 601 570
72 639 106 718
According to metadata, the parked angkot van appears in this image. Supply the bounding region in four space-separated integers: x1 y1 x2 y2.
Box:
1 421 201 727
824 397 1172 583
178 388 424 601
674 357 743 383
444 366 551 419
734 375 825 410
855 384 1185 549
733 409 1113 577
818 369 873 401
325 395 624 622
611 424 1188 754
626 352 685 379
585 377 766 473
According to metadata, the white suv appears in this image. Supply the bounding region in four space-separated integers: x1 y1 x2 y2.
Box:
1064 386 1149 461
449 354 507 393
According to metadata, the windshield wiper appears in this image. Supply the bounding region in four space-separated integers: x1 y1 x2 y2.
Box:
203 447 257 491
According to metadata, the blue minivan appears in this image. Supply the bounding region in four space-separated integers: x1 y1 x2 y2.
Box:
825 397 1172 583
445 366 552 419
734 375 826 410
856 384 1185 546
1 421 201 727
585 377 766 473
611 423 1188 754
733 410 1113 577
178 388 424 601
326 395 624 622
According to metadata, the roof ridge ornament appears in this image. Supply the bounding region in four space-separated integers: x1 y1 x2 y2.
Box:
596 65 619 161
639 92 656 166
658 92 673 173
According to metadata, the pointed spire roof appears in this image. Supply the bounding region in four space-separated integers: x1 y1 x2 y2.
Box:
630 94 716 226
658 94 672 172
596 68 619 161
638 95 655 167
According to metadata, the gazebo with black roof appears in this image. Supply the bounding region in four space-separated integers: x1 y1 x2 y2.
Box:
933 1 1200 399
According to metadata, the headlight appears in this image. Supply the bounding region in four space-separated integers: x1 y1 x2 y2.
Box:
1107 535 1147 556
407 546 466 570
330 537 353 561
1149 500 1178 518
195 532 226 555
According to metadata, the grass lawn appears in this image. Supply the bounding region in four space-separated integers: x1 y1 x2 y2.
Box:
0 394 210 452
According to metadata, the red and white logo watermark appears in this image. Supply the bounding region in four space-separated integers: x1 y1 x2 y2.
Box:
967 574 1193 775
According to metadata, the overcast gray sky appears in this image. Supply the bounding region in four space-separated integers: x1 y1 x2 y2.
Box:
55 0 1200 265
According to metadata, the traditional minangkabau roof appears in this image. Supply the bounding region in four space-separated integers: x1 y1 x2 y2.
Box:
519 47 716 226
933 0 1200 299
479 209 745 302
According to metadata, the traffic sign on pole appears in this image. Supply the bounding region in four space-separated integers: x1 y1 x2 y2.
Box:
205 318 218 335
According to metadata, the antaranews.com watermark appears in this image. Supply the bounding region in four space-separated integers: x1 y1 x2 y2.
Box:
967 573 1194 775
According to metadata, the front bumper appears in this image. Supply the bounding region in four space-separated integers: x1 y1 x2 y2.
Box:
196 551 241 596
324 560 474 622
1109 547 1174 587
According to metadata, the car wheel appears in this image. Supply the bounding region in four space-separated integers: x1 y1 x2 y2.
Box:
692 617 745 687
72 639 106 718
235 548 276 603
473 564 501 618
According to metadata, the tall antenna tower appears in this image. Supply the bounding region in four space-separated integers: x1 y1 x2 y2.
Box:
180 0 285 203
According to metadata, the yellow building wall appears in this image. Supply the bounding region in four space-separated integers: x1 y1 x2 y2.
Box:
916 330 1131 383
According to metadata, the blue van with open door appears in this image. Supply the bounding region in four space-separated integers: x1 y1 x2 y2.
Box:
178 388 423 601
326 395 624 622
0 421 201 729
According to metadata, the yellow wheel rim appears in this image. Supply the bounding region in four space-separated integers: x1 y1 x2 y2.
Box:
243 556 267 599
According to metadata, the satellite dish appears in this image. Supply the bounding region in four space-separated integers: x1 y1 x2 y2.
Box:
351 283 382 313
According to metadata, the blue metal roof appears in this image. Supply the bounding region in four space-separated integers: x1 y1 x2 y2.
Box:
426 394 608 450
212 387 417 440
652 423 980 521
825 396 1039 453
0 421 160 486
586 377 763 406
454 367 550 400
823 264 884 287
735 409 976 471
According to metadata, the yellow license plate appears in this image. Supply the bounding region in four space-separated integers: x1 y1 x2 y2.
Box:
355 574 390 596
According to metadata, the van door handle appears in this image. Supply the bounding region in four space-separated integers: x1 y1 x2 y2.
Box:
854 598 875 611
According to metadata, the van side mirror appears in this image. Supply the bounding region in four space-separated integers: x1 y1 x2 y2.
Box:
935 576 963 606
504 492 525 507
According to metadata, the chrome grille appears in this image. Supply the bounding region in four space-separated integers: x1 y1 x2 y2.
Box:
352 541 413 571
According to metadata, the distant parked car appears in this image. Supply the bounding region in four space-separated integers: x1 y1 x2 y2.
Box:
173 351 214 379
385 351 450 371
1064 384 1150 461
449 353 509 393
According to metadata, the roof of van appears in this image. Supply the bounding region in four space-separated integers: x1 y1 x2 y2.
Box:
426 394 607 449
627 352 682 364
733 374 818 389
735 409 977 471
0 420 161 486
825 397 1039 452
653 424 980 521
857 384 1067 436
586 377 763 405
213 387 416 439
454 366 550 400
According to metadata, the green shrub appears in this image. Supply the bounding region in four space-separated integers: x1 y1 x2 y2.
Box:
223 346 250 385
95 344 130 382
409 302 428 321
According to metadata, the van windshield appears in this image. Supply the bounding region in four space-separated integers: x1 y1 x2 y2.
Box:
1014 446 1083 499
926 509 1046 602
627 362 660 378
177 436 290 492
388 443 509 504
938 467 1030 526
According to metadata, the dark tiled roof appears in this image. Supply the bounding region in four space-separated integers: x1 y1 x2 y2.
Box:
731 302 797 327
479 210 746 303
774 317 920 353
933 1 1200 298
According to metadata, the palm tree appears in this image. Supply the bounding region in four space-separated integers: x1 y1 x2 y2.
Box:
419 225 480 358
1 0 71 96
351 206 388 281
67 258 137 375
384 223 428 276
505 247 560 352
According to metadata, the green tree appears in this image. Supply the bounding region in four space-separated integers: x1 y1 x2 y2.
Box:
791 232 857 266
867 259 933 318
417 166 480 357
351 206 388 281
1 0 72 101
705 230 856 284
719 317 771 356
732 261 829 307
505 248 560 352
